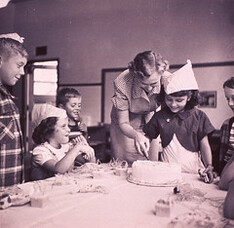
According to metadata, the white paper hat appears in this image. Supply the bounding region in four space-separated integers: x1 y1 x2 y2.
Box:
32 103 67 128
161 70 172 86
163 60 198 94
0 33 24 43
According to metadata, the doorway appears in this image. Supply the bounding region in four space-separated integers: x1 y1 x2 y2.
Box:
23 59 59 180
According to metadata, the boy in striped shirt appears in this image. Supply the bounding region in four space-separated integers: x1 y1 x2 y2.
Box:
219 77 234 174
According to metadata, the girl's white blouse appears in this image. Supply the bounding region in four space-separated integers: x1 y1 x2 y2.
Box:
32 142 70 166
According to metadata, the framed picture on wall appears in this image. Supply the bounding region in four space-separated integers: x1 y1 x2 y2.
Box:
199 91 217 108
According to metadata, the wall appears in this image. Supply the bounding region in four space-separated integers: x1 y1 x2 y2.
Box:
0 0 234 128
0 2 14 32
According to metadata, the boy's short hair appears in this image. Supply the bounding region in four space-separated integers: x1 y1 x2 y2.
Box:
56 88 81 107
223 77 234 89
0 37 28 60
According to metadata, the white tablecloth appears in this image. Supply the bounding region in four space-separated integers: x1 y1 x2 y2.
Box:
0 166 232 228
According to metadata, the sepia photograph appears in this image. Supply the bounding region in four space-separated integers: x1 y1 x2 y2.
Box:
1 0 234 227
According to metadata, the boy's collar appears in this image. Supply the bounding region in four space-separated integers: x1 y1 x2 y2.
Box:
0 84 16 99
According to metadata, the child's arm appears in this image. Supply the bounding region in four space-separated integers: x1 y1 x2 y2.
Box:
78 121 88 134
219 153 234 190
223 180 234 219
200 135 214 183
43 144 95 174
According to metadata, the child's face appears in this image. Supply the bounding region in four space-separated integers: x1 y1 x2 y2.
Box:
51 118 70 146
224 86 234 113
165 94 190 113
64 96 82 121
0 53 27 86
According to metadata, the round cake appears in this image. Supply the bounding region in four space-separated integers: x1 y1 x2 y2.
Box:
128 160 182 186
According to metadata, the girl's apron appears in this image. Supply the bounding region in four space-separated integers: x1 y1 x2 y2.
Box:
161 134 205 173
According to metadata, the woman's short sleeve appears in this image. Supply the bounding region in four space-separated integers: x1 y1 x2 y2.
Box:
111 82 130 111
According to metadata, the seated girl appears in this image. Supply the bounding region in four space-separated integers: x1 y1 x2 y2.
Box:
30 103 95 181
143 60 215 183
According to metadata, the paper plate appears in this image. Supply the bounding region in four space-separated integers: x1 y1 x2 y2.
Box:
127 174 182 187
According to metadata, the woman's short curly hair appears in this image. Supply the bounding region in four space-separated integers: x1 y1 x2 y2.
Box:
32 117 58 144
128 50 169 77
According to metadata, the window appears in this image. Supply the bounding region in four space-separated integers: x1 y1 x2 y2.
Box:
33 60 58 96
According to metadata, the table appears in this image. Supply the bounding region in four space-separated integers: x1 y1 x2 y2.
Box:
0 164 232 228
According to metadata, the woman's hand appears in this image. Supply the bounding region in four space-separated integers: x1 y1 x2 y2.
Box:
117 110 150 158
134 132 150 158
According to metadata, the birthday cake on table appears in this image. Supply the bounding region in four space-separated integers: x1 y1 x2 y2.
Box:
128 160 182 186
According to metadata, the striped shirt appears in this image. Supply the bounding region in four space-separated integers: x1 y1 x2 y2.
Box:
220 117 234 164
0 85 24 188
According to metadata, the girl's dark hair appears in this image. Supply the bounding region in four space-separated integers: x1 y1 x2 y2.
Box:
56 87 81 107
162 89 201 110
223 77 234 89
32 117 58 144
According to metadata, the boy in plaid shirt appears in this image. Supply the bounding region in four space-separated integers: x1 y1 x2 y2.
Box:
0 33 28 188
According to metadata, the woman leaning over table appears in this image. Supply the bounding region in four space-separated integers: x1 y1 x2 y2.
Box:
110 51 169 165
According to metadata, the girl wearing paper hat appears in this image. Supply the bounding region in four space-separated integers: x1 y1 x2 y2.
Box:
143 60 216 183
30 103 95 180
110 51 169 165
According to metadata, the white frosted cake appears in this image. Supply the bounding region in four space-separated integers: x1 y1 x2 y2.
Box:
128 160 182 186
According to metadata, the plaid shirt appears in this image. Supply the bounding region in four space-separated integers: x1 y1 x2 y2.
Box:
219 117 234 164
0 85 24 188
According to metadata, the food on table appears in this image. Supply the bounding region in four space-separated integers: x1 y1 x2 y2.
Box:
113 160 128 177
155 199 171 217
172 183 205 203
167 211 216 228
128 160 182 186
77 184 108 194
0 186 30 209
0 194 12 209
10 193 30 206
30 194 49 208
